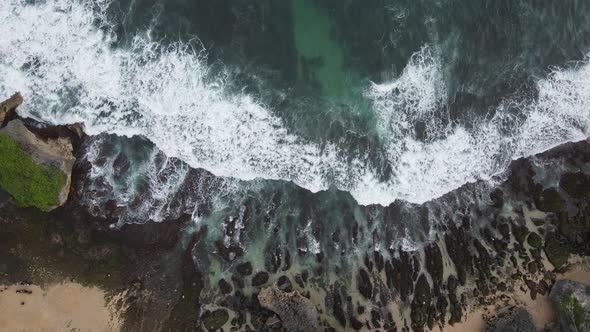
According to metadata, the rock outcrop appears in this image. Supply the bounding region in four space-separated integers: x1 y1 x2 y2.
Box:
0 94 76 211
0 119 75 209
485 308 536 332
550 280 590 332
258 284 318 332
0 92 22 127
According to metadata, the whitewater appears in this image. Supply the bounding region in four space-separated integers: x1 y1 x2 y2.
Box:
1 0 589 207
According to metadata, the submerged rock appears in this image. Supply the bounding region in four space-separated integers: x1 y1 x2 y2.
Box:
236 262 253 276
252 271 269 287
200 308 229 331
357 268 373 299
485 308 536 332
258 284 318 332
550 280 590 332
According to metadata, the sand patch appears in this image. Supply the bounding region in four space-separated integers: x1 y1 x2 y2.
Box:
0 282 121 332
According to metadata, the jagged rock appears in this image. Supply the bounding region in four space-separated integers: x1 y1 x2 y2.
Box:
411 274 432 328
485 308 536 332
550 280 590 332
357 268 372 299
0 119 75 210
0 93 22 127
331 288 347 328
258 284 318 332
425 243 444 295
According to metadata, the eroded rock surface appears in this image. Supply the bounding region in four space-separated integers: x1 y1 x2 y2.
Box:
258 284 318 332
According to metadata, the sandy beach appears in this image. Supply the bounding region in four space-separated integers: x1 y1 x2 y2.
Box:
0 282 121 332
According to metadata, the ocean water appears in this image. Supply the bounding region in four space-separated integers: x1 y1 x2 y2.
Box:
1 0 590 246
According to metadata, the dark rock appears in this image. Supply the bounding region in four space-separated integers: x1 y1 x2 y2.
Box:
534 187 566 212
201 309 229 331
445 222 471 285
527 233 543 249
236 262 253 276
373 251 385 272
356 305 365 315
231 273 245 289
560 172 590 199
331 288 347 328
252 271 269 287
544 232 571 269
425 243 444 295
550 280 590 332
294 274 305 288
485 308 536 332
411 274 432 328
218 278 232 294
278 275 293 292
447 276 463 325
282 249 292 271
357 268 372 300
350 316 363 330
490 188 504 208
388 252 415 301
371 310 381 328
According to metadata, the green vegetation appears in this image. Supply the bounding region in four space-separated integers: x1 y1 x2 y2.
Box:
544 233 571 269
0 133 66 211
558 292 589 331
527 233 543 249
560 172 590 199
534 188 566 212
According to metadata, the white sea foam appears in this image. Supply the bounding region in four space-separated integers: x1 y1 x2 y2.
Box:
1 0 589 209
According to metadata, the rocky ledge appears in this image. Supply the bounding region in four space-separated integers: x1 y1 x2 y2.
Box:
0 93 81 211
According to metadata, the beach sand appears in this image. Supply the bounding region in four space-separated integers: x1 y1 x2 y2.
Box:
0 282 121 332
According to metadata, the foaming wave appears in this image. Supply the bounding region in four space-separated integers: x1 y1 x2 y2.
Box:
0 0 383 202
369 48 590 204
0 0 589 209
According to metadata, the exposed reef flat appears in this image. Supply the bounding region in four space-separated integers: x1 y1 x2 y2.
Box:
1 95 590 331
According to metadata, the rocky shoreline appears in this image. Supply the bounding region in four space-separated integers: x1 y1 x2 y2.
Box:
1 94 589 332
